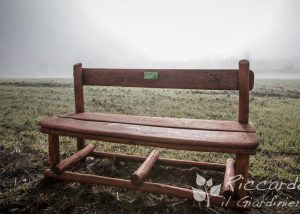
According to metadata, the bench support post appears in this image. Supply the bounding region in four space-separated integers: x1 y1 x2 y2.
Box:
235 154 249 199
73 63 86 150
238 59 250 124
48 134 60 169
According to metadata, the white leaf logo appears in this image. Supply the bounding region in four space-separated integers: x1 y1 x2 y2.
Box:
210 184 221 196
192 187 206 201
196 173 206 186
206 178 213 187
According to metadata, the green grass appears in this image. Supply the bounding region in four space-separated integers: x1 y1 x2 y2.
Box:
0 78 299 182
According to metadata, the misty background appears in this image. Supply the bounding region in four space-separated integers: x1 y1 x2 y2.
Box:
0 0 299 78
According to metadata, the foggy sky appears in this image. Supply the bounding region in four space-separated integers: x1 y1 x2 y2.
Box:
0 0 300 78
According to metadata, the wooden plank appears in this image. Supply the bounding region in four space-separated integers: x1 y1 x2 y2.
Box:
40 127 257 154
44 169 249 210
48 134 60 169
223 158 236 198
239 60 250 124
90 151 226 171
60 112 256 133
54 144 95 173
40 117 258 150
131 150 159 185
82 68 254 90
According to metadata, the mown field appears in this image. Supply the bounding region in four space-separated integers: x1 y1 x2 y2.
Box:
0 78 299 213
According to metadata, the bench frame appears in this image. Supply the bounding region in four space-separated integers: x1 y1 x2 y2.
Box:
42 60 256 210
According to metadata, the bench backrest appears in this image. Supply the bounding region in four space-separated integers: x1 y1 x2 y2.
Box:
73 59 253 124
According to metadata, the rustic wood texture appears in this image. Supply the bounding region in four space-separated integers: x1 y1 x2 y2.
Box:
40 117 258 152
60 112 256 133
82 68 254 90
73 63 86 150
90 151 226 171
48 134 60 169
223 158 236 198
41 127 257 154
235 154 250 199
131 150 159 185
44 169 249 210
54 144 95 173
238 60 250 124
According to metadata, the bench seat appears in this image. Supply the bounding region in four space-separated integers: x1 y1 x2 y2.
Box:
40 113 258 154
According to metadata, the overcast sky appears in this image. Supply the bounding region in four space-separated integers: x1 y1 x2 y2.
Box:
0 0 299 78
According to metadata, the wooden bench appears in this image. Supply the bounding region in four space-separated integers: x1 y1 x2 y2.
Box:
39 59 258 210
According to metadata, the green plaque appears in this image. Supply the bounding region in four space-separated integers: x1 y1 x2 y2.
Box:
144 71 159 80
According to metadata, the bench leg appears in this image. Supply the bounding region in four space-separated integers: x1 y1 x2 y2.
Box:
77 138 86 151
235 154 249 199
48 134 60 169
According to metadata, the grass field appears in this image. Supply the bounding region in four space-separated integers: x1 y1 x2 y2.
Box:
0 78 299 213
